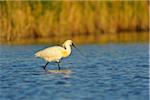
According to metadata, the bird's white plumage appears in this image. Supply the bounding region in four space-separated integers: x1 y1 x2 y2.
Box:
35 40 73 62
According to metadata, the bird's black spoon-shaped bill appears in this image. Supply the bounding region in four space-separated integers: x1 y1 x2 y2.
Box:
72 43 86 58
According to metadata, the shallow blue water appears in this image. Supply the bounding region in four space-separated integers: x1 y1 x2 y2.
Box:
0 44 149 100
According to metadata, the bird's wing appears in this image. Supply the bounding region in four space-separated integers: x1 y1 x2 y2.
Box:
37 46 65 58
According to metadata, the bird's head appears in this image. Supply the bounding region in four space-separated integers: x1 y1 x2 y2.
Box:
62 40 85 57
63 40 74 48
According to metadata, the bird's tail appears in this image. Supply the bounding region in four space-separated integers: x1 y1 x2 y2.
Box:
35 51 41 57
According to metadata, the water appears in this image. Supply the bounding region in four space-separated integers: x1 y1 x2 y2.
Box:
0 44 149 100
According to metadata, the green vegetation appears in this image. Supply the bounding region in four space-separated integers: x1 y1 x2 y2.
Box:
0 1 149 44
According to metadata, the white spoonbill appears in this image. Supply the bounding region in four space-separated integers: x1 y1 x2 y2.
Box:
35 40 81 71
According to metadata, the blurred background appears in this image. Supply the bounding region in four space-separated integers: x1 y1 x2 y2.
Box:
0 1 149 44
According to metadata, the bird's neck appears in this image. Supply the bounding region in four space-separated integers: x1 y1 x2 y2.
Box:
65 45 71 56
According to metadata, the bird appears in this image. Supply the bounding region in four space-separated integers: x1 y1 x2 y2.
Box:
35 40 78 71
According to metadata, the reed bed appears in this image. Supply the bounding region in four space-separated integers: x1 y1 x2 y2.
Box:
0 1 149 44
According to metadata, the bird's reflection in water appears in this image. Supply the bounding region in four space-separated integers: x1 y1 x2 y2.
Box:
46 69 73 74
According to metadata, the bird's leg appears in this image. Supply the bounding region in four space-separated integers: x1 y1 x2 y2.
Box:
43 62 49 71
57 61 61 70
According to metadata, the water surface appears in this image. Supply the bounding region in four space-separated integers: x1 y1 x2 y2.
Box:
0 44 149 100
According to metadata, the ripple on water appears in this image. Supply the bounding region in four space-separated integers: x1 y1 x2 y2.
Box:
0 44 148 100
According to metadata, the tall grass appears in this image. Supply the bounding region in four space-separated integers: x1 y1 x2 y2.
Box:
0 1 149 43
